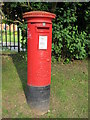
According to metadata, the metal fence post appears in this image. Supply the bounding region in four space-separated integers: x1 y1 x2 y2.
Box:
5 23 7 47
1 14 3 50
13 24 15 49
17 24 20 52
9 24 11 50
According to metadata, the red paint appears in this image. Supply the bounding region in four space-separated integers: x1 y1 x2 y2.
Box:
23 11 56 87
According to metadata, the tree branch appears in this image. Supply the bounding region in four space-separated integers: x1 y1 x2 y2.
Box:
51 2 57 13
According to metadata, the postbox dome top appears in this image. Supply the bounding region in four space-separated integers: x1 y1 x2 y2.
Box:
23 11 56 19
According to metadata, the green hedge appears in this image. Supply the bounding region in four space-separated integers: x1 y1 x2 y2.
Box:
21 3 90 62
52 3 90 62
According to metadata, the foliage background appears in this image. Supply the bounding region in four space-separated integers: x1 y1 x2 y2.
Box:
1 2 90 62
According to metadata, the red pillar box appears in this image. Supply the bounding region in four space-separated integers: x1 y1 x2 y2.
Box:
23 11 56 115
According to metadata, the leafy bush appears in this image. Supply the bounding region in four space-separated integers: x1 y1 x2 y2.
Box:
52 23 88 61
18 22 27 50
52 3 89 62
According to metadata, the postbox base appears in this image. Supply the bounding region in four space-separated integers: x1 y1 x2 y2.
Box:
26 85 50 115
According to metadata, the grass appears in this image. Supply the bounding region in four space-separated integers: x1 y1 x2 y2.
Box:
2 51 88 118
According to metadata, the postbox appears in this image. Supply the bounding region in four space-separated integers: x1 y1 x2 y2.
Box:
23 11 56 115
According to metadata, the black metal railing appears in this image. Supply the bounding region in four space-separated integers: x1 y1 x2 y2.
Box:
0 15 21 52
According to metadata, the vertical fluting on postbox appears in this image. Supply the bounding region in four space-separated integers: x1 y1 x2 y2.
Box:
23 11 56 115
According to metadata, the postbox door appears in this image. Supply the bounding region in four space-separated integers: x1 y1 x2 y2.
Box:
27 23 52 86
36 24 52 86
